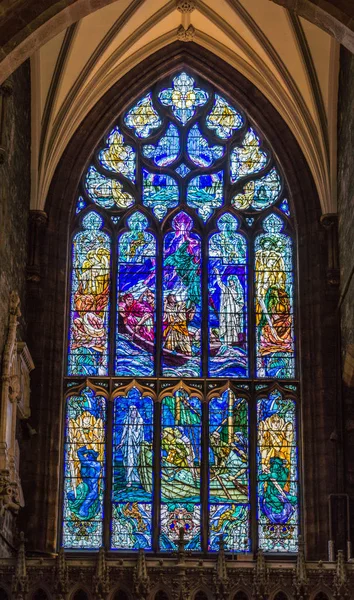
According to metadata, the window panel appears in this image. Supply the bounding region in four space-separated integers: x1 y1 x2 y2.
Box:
187 171 224 222
206 93 244 138
208 213 248 377
163 213 202 377
112 388 154 549
116 212 156 376
160 391 201 551
254 214 295 378
62 388 106 549
68 212 111 376
143 123 180 166
209 390 250 552
98 127 136 182
257 391 298 552
230 128 269 183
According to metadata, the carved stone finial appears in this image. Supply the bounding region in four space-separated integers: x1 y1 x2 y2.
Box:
53 547 69 600
93 547 110 600
177 24 196 41
293 535 308 599
176 0 196 12
177 526 187 564
12 531 28 599
134 548 150 600
253 549 268 600
333 550 349 599
213 535 229 599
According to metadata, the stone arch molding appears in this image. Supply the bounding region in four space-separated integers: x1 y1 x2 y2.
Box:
0 0 353 86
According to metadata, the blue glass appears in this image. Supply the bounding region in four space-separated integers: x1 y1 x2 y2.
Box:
158 72 208 125
257 391 298 552
76 196 86 214
160 391 201 551
209 391 250 552
208 214 248 377
68 212 110 376
187 124 224 167
124 93 162 138
255 214 294 378
112 388 153 549
142 169 179 220
175 163 191 178
62 388 106 549
116 212 156 376
279 198 291 216
143 123 179 166
163 212 202 377
85 165 135 209
187 171 223 221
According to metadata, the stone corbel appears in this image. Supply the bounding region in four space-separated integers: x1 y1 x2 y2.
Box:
0 80 13 165
320 213 340 286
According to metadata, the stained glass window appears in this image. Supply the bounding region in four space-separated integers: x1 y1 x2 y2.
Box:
112 388 154 549
255 214 294 378
163 213 201 377
63 387 106 548
208 214 248 377
68 212 111 376
257 391 298 551
209 390 250 552
64 70 299 553
116 212 156 376
160 390 201 551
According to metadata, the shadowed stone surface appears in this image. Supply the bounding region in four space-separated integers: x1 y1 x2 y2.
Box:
0 60 31 556
338 46 354 543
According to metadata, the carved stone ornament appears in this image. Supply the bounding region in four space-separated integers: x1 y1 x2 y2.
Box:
134 549 150 600
176 0 196 12
253 549 269 600
53 547 69 600
12 532 29 599
177 24 196 41
293 535 308 599
93 547 110 600
333 550 350 599
0 292 34 525
213 536 229 600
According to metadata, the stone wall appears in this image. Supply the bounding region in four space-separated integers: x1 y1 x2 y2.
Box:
0 61 30 357
0 60 31 557
338 46 354 545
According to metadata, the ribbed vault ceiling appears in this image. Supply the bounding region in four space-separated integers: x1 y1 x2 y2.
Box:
30 0 339 214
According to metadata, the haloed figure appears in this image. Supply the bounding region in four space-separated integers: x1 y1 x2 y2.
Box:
214 267 244 346
117 405 144 487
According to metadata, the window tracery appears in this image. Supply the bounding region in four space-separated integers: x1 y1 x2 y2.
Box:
63 70 299 554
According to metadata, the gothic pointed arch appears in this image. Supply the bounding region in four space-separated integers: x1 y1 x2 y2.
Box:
25 42 337 560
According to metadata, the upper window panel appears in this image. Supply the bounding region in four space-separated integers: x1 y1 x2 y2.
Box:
71 70 295 379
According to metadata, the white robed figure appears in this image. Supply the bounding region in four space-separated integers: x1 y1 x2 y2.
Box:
118 405 144 487
214 267 244 345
